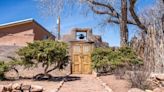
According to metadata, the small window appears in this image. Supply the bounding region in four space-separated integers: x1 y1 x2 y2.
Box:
76 32 87 40
43 35 49 39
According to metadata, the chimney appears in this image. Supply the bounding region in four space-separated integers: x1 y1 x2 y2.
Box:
57 16 60 40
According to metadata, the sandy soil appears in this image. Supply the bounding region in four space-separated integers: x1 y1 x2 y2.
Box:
0 64 70 92
59 74 106 92
100 75 131 92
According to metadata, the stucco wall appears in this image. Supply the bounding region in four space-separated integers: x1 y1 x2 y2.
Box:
33 22 55 40
0 21 55 46
0 22 34 46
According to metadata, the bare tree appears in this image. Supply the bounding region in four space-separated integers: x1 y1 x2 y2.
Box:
131 0 164 73
36 0 148 46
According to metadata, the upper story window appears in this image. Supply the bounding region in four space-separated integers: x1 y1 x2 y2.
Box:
76 32 87 40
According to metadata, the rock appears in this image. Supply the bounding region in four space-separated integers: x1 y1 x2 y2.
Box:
160 81 164 87
21 84 31 90
153 87 164 92
4 69 19 80
12 83 21 90
156 74 164 81
12 90 21 92
0 85 5 92
30 85 43 92
128 88 145 92
145 89 153 92
23 90 30 92
4 83 12 91
153 88 162 92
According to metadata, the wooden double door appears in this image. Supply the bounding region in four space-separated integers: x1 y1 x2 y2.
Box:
71 42 93 74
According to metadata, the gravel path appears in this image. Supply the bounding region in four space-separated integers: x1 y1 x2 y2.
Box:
59 74 106 92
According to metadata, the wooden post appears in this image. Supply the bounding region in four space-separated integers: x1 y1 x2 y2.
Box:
57 16 61 40
162 14 164 33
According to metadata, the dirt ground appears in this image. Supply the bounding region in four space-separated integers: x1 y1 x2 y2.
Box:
59 74 106 92
100 75 131 92
0 64 70 92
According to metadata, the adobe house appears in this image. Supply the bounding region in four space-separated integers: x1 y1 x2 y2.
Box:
0 19 55 61
0 19 55 46
62 28 108 74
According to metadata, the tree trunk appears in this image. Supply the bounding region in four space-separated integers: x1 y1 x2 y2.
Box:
44 64 49 76
120 0 128 47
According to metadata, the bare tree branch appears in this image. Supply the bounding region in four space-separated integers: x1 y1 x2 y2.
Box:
91 6 111 15
87 0 120 18
129 0 147 33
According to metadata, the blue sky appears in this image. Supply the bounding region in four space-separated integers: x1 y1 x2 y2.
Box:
0 0 155 46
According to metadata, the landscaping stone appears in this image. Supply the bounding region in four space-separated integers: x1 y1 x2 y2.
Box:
128 88 145 92
12 90 21 92
30 85 43 92
0 85 4 92
21 84 31 90
4 83 12 91
145 90 153 92
156 74 164 81
12 83 21 90
153 87 164 92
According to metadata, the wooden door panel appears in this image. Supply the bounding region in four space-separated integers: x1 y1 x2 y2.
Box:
82 55 91 74
73 45 81 54
72 54 81 73
83 45 90 54
72 43 92 74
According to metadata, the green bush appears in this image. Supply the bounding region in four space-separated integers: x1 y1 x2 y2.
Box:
91 47 143 73
0 62 9 80
17 40 69 78
0 60 21 80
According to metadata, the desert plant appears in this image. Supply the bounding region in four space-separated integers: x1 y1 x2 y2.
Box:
0 62 9 80
0 60 22 80
91 47 143 74
17 40 69 79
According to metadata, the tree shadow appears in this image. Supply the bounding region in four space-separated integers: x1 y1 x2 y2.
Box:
64 75 81 82
2 75 81 82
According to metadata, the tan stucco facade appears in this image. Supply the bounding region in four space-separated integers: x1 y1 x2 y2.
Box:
0 19 55 46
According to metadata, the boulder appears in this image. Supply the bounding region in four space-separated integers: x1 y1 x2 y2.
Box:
30 85 43 92
4 69 19 80
156 74 164 81
153 87 164 92
12 83 21 90
21 84 31 90
4 83 12 91
128 88 145 92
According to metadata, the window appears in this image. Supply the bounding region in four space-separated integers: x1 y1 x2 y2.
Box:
76 32 87 40
43 35 49 39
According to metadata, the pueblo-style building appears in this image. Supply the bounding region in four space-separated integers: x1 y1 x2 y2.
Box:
62 28 108 74
0 18 108 74
0 19 55 46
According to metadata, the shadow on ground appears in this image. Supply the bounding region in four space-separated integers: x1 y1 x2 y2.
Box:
3 75 81 82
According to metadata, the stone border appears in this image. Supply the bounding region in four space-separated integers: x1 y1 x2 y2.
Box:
55 73 71 92
93 71 113 92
